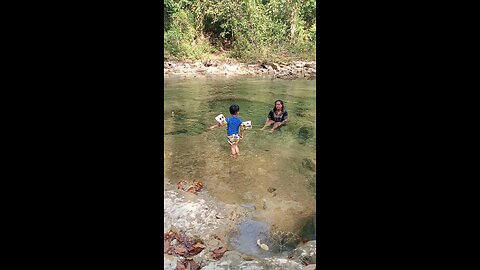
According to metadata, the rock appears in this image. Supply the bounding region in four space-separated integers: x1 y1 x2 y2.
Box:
240 203 256 210
164 254 179 270
302 158 316 172
226 65 238 71
164 61 316 80
201 257 304 270
289 240 316 265
295 61 305 68
164 189 239 238
304 264 316 270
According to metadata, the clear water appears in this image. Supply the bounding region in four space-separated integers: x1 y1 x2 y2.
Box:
164 76 316 255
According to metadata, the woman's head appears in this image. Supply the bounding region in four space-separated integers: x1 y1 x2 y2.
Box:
273 99 284 111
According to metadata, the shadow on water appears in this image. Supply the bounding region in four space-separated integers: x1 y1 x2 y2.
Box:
228 215 316 258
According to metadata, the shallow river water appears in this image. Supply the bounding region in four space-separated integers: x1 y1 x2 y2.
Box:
164 76 316 257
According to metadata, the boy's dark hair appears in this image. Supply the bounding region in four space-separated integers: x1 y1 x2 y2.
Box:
229 104 240 115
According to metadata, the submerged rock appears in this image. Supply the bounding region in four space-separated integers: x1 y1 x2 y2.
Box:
301 158 316 172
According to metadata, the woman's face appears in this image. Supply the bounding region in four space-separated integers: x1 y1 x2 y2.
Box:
275 101 283 110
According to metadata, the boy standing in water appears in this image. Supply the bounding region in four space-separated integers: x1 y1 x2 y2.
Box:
210 104 244 158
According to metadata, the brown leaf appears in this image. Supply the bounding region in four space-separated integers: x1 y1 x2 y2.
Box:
176 260 186 270
189 248 204 256
193 242 205 249
186 186 197 194
184 240 194 252
175 232 186 242
164 239 171 253
213 246 227 254
212 246 227 260
177 180 188 191
187 241 205 255
193 180 203 191
175 245 187 256
189 260 200 270
164 230 175 240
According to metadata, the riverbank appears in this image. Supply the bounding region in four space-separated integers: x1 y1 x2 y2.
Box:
163 179 316 270
164 60 316 80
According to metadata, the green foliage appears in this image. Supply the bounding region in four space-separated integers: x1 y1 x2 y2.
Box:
164 0 316 62
164 10 214 60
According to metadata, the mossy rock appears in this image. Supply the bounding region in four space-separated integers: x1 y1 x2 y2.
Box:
297 126 314 144
302 158 316 172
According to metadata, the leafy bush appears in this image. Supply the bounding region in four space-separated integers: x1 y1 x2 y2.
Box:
164 0 316 62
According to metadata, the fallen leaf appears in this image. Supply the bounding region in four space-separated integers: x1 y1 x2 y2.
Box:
188 259 200 270
193 242 205 249
176 260 186 270
193 180 203 191
164 239 171 253
175 245 187 256
177 180 189 191
213 246 227 254
186 186 197 194
212 246 227 260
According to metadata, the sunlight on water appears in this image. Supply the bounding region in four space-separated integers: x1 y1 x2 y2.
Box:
164 77 316 246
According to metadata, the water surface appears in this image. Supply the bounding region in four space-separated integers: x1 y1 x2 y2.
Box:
164 76 316 254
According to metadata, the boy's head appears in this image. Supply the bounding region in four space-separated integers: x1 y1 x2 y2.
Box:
229 104 240 115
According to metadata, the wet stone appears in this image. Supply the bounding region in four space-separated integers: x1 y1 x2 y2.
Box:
301 159 316 172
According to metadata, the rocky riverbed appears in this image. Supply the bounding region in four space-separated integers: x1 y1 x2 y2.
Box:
164 60 316 80
164 179 316 269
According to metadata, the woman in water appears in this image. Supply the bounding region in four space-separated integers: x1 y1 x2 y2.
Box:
261 99 288 132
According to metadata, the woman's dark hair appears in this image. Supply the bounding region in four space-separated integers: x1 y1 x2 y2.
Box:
229 104 240 115
273 99 285 111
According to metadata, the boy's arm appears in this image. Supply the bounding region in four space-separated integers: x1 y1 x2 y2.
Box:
210 122 226 130
240 128 244 138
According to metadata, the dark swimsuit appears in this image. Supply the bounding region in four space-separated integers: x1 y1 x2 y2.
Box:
268 110 288 122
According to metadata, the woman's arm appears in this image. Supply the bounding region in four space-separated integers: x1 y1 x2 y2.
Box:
268 111 274 120
281 111 288 125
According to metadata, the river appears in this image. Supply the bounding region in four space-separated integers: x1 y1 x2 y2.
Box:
164 76 316 256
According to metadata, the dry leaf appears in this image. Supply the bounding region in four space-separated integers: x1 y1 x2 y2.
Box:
212 246 227 260
193 242 205 249
175 245 187 256
188 260 200 270
186 186 197 194
176 260 186 270
164 239 171 253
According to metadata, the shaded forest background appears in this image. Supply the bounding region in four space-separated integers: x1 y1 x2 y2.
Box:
164 0 316 63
